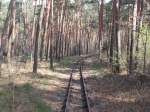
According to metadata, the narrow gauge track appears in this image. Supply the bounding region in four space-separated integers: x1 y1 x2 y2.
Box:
61 62 91 112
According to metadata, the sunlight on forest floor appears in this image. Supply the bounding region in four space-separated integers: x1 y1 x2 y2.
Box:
0 59 71 112
83 57 150 112
0 56 150 112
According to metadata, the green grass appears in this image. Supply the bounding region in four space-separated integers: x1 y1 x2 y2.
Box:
32 97 52 112
90 75 99 80
57 57 74 66
15 83 33 93
91 63 105 70
31 74 59 85
0 90 11 112
0 83 52 112
17 83 52 112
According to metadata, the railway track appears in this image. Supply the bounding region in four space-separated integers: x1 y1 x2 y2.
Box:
61 62 91 112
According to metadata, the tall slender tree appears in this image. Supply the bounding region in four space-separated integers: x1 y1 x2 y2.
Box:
98 0 104 61
109 0 120 73
33 1 44 73
49 0 54 70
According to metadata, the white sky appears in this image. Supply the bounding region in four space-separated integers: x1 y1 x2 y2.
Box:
105 0 111 3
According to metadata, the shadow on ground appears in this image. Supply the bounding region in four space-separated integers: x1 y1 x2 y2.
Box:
0 82 66 112
85 73 150 112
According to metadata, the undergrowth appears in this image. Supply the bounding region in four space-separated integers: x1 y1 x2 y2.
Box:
0 83 52 112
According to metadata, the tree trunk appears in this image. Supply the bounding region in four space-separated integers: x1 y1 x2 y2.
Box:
98 0 104 61
40 0 51 61
49 0 54 70
33 3 44 73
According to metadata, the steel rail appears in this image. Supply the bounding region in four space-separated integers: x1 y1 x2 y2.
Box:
80 62 91 112
61 62 91 112
61 70 73 112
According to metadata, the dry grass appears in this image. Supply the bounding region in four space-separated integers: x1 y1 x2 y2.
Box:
83 57 150 112
0 60 70 112
0 56 150 112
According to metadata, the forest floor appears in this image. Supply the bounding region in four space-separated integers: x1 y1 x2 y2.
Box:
83 57 150 112
0 58 71 112
0 55 150 112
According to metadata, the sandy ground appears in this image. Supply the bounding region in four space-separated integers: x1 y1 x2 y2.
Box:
0 60 71 112
0 56 150 112
83 57 150 112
